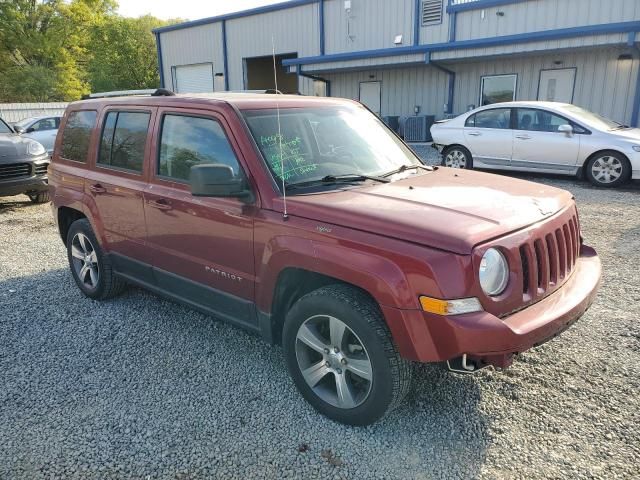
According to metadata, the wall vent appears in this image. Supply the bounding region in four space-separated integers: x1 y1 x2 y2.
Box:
422 0 443 26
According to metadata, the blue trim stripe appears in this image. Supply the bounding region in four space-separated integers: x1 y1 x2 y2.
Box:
447 0 529 14
413 0 421 46
155 33 165 88
153 0 319 34
632 57 640 127
222 20 229 90
283 21 640 67
319 0 325 55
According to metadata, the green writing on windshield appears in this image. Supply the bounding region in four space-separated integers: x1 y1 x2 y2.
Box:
260 134 318 182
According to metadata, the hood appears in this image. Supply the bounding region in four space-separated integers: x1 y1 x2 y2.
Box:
609 127 640 141
282 168 574 254
0 133 36 164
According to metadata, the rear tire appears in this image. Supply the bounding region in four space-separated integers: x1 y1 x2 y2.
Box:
442 146 473 169
66 219 126 300
28 191 50 203
585 151 630 188
282 284 412 426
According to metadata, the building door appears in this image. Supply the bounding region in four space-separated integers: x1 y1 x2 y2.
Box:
359 81 381 115
173 63 214 93
538 68 576 103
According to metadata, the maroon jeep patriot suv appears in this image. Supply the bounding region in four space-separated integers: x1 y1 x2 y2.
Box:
50 91 601 425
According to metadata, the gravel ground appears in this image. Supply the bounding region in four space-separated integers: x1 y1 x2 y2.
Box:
1 156 639 479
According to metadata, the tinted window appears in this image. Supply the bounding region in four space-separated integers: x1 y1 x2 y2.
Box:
0 118 11 134
61 111 97 162
466 109 511 129
158 115 241 182
516 109 573 133
98 111 150 172
32 118 58 131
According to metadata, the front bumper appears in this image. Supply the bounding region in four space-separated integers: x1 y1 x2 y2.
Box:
383 245 601 368
0 158 49 197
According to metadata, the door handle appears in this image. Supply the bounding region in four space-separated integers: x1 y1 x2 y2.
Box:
516 135 532 140
468 132 482 136
148 198 172 211
89 184 106 194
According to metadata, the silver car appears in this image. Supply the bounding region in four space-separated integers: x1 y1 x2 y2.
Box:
13 115 61 156
431 101 640 188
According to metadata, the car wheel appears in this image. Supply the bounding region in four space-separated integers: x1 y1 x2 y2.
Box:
585 151 631 188
28 191 50 203
66 219 126 300
442 146 472 169
282 284 412 426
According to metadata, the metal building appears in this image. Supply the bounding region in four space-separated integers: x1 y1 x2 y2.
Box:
154 0 640 127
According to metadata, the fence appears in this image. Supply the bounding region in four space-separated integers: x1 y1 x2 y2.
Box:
0 102 69 123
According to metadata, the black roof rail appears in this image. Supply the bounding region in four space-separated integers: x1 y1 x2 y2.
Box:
83 88 176 99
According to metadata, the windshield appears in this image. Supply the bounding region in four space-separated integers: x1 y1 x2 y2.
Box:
242 105 421 187
0 118 12 134
560 105 624 131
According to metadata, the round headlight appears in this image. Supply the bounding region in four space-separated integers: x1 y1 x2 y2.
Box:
479 248 509 296
27 140 46 156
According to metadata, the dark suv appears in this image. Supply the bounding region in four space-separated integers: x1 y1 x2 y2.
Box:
49 91 601 425
0 116 50 203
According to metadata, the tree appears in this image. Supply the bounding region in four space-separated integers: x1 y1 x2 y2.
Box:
88 15 172 93
0 1 174 102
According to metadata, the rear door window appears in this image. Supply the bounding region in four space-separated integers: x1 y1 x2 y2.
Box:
60 111 97 162
157 114 242 182
465 108 512 129
97 111 150 172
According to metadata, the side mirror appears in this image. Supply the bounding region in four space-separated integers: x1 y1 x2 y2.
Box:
558 124 573 135
26 126 36 133
190 164 252 200
13 125 25 134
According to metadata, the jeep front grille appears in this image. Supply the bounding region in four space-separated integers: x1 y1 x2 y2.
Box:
519 213 580 302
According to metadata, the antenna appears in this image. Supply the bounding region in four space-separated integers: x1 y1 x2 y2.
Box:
272 37 288 220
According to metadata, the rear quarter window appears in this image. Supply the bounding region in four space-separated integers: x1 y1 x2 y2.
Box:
60 110 97 162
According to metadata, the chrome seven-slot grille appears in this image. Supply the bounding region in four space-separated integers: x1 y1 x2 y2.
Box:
519 211 581 303
0 162 48 180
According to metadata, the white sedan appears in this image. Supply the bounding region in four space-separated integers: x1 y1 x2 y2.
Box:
430 101 640 187
12 115 61 156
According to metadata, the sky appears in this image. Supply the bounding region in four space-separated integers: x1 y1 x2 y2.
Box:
117 0 284 21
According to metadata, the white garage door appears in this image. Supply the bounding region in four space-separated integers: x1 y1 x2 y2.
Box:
173 63 214 93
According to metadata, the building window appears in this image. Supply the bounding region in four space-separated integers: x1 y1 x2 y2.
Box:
422 0 443 26
480 74 517 106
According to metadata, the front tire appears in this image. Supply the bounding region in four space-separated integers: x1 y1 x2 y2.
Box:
66 219 126 300
442 146 472 169
28 191 50 203
585 151 630 188
282 285 412 426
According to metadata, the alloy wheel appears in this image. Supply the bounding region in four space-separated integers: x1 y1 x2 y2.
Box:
295 315 373 409
591 156 623 184
445 150 467 168
70 233 100 289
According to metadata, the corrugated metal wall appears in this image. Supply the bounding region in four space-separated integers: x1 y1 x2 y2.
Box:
0 103 68 123
323 65 450 117
225 3 320 91
323 0 415 53
455 0 640 43
452 46 639 125
159 23 223 91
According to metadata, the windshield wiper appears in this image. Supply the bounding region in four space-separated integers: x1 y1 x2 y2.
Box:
286 173 390 190
382 163 435 178
610 124 630 131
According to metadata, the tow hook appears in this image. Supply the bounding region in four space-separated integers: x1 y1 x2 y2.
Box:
446 354 489 374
